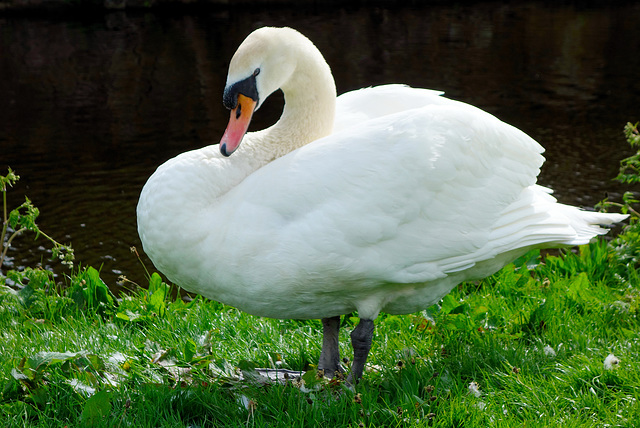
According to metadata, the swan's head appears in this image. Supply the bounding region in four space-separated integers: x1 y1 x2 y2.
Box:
219 27 307 157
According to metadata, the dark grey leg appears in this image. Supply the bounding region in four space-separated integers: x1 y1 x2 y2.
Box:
318 316 342 378
347 318 375 384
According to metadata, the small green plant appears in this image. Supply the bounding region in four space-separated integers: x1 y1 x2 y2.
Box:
598 122 640 220
597 123 640 275
616 122 640 185
1 168 74 271
115 271 171 322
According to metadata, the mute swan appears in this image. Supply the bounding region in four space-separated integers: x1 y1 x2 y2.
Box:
137 27 626 383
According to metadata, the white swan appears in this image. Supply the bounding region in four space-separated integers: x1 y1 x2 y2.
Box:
137 27 626 383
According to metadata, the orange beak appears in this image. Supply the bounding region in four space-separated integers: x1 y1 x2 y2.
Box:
220 94 257 157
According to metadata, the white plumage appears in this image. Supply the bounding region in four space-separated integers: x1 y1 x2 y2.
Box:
137 27 626 382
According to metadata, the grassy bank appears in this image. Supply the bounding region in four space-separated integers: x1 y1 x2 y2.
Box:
1 123 639 427
1 240 639 427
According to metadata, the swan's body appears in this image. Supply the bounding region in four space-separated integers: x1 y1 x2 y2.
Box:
138 27 626 382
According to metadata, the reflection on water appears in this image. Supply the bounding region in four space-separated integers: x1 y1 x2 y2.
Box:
1 2 639 289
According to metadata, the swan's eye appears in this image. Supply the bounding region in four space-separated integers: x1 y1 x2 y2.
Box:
253 68 260 76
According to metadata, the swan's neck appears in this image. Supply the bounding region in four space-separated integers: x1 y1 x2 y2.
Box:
248 48 337 161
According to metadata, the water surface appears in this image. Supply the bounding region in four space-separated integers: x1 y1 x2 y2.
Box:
1 2 639 289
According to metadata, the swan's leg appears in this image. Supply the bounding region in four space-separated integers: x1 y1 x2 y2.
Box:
317 316 343 378
347 318 375 384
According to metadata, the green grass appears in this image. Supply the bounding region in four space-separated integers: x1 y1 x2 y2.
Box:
1 237 639 427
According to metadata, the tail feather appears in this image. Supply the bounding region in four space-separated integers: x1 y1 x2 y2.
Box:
491 185 627 252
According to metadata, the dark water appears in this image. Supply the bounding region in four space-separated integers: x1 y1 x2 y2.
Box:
2 2 640 290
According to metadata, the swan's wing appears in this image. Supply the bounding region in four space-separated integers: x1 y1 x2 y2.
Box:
220 99 545 285
334 85 449 133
